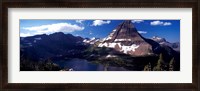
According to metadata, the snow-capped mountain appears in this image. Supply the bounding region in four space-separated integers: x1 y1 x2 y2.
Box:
151 36 180 51
98 20 161 56
152 36 166 43
83 37 100 44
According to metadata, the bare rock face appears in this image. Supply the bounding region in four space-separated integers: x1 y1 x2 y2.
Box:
98 20 160 56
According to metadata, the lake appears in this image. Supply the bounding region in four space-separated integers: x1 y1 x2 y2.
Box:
53 58 128 71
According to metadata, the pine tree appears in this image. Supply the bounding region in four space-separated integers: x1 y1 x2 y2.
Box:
169 57 175 71
148 62 151 71
144 65 148 71
153 53 164 71
144 62 151 71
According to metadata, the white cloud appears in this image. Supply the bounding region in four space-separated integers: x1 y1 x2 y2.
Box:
91 20 111 26
150 21 172 26
22 23 84 36
138 31 147 34
163 22 172 26
76 20 85 24
150 21 163 26
20 33 32 37
131 20 144 23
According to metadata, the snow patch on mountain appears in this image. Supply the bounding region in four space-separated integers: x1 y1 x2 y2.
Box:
106 54 117 58
152 36 166 43
114 39 131 42
106 36 112 40
98 42 121 48
98 42 139 54
121 44 139 54
83 39 89 42
152 36 162 40
105 29 116 41
90 37 96 40
83 37 100 44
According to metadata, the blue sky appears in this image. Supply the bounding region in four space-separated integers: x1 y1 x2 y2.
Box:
20 20 180 43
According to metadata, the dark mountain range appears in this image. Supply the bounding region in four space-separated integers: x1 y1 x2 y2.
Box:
20 32 87 61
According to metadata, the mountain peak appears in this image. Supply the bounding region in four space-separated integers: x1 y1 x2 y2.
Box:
51 32 65 35
152 36 166 43
121 20 135 28
122 20 132 23
103 20 143 44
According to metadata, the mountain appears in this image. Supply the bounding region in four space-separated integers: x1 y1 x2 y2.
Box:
151 36 166 43
83 37 100 44
93 20 180 71
98 20 161 56
151 36 180 51
20 32 87 60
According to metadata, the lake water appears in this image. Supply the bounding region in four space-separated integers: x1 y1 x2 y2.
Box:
53 58 128 71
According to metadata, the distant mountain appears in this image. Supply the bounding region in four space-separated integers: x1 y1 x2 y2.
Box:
98 20 161 56
20 32 87 60
83 37 100 44
151 36 166 43
151 36 180 51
